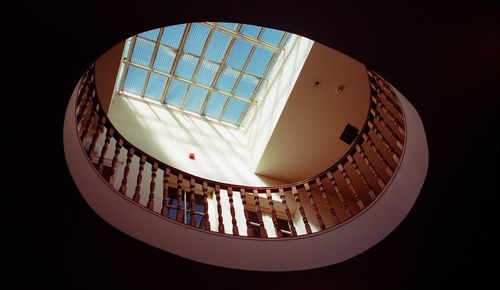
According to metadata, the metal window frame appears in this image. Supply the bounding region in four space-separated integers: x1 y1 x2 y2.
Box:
118 22 288 128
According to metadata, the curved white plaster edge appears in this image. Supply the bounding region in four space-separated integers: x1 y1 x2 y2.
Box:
64 77 428 271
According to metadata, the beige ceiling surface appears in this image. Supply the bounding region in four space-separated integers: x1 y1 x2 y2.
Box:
255 42 370 182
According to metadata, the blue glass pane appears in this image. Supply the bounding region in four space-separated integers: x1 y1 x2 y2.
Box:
216 67 239 93
161 24 186 48
144 73 167 101
175 54 199 80
153 46 175 73
184 86 208 113
226 39 252 70
204 92 227 118
131 38 155 66
184 23 210 56
222 98 247 124
123 66 147 95
261 28 285 46
235 74 259 100
205 31 231 63
218 22 238 30
240 24 261 39
195 60 219 86
139 28 160 41
165 79 188 108
246 46 274 77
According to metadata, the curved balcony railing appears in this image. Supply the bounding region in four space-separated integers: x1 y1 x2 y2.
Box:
74 63 406 239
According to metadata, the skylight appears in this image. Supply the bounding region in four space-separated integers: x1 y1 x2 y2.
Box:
116 22 291 127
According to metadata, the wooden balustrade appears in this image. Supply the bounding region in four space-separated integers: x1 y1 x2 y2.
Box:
147 161 158 210
279 188 297 236
227 187 239 235
161 168 171 216
119 147 134 195
292 186 312 234
74 66 405 239
202 181 211 230
266 190 282 237
189 178 197 227
253 190 268 238
133 155 146 203
176 173 184 223
338 164 365 210
315 178 339 225
215 184 225 233
240 189 253 237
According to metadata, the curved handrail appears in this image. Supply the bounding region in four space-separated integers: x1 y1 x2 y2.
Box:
75 62 406 238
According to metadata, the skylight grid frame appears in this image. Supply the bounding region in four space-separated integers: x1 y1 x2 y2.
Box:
118 22 289 127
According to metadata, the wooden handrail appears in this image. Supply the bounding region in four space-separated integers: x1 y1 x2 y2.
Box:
75 63 406 238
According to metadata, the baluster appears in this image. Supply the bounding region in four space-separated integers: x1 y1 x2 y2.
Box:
132 155 146 203
202 181 211 231
355 144 385 189
338 164 365 210
372 95 404 135
119 147 134 195
147 161 158 210
252 190 268 238
292 186 312 234
98 127 114 174
347 155 376 200
368 120 400 163
227 187 239 235
189 178 197 227
362 133 394 176
240 189 253 237
108 138 123 186
215 185 225 233
265 190 282 238
326 172 353 218
77 86 93 130
176 173 184 223
303 182 326 230
81 101 99 142
279 188 297 236
315 178 339 225
161 168 171 216
87 114 105 157
370 108 403 150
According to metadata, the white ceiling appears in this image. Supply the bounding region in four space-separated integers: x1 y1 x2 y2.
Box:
255 42 370 182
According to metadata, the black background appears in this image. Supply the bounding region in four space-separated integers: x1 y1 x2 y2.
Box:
5 1 499 289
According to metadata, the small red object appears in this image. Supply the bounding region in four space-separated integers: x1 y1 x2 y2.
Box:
189 153 195 160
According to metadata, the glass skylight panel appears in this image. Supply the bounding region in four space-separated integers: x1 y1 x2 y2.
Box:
165 79 189 108
216 67 239 93
131 38 155 66
144 73 167 101
175 54 199 79
195 60 219 86
184 86 208 113
139 28 160 41
234 74 259 100
245 46 274 77
205 30 231 63
183 23 210 56
119 22 291 127
153 46 175 73
204 92 227 118
218 22 238 30
240 24 261 39
160 24 186 48
221 98 247 124
123 66 147 95
226 39 253 70
261 28 284 46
